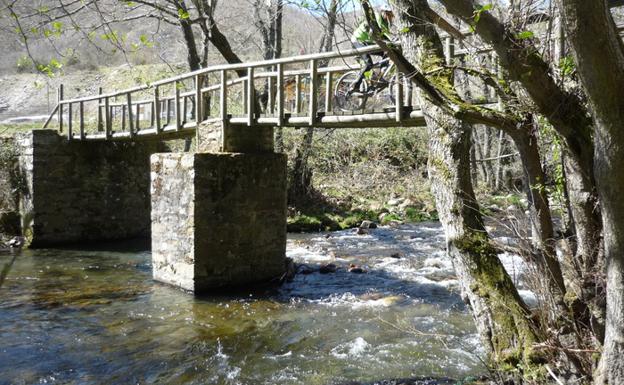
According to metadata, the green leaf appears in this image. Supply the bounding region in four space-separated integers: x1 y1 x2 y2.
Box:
515 30 534 39
399 27 410 34
559 56 575 76
178 8 190 19
139 34 154 47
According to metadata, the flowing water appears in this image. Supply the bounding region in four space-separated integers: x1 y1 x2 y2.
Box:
0 222 529 385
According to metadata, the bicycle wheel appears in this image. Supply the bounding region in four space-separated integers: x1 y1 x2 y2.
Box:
334 71 369 111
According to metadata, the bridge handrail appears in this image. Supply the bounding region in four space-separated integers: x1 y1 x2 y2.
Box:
58 45 384 105
44 35 504 139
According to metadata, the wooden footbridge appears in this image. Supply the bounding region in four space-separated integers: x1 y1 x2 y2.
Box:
41 44 468 141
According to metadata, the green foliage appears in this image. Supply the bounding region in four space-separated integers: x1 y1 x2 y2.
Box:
559 56 575 77
36 58 63 77
139 34 154 48
515 31 534 40
178 8 190 20
16 56 33 73
470 3 493 31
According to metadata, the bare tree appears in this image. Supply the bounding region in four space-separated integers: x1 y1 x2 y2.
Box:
288 0 340 200
555 1 624 383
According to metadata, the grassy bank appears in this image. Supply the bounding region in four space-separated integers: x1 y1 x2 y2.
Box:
283 127 439 232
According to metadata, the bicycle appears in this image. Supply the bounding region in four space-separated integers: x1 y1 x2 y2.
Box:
334 56 397 111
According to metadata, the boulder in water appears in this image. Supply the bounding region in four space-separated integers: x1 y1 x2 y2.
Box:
348 264 366 274
359 220 377 229
319 263 338 274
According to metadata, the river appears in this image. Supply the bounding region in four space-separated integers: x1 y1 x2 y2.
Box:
0 222 530 385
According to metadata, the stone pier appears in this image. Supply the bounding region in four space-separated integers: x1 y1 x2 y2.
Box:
150 123 287 292
1 130 167 246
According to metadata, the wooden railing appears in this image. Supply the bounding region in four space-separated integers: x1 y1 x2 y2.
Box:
42 37 502 141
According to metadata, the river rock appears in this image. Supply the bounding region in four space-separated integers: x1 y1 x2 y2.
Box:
355 227 368 235
359 220 377 229
390 252 403 259
297 264 315 275
386 197 404 206
378 295 405 306
348 264 366 274
359 292 385 301
319 263 338 274
7 236 24 248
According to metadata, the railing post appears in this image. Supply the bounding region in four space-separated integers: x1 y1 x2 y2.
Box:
104 97 111 139
243 78 249 115
67 102 73 140
395 72 404 123
127 92 134 137
122 105 127 132
97 87 103 132
268 75 275 114
154 86 162 133
308 59 318 126
220 70 228 125
195 74 203 124
79 101 85 140
276 63 284 126
324 71 333 114
220 70 228 151
183 96 188 124
166 99 172 126
295 74 301 114
247 67 255 126
175 81 181 130
57 84 64 133
135 103 141 131
445 36 455 65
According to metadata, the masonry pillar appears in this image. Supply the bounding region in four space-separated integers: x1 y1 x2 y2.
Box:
151 123 287 292
2 130 165 246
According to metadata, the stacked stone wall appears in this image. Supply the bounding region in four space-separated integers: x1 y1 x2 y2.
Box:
151 152 287 292
9 130 168 246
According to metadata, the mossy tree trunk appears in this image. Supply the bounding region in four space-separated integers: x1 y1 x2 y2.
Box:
388 0 542 372
438 0 605 341
555 1 624 383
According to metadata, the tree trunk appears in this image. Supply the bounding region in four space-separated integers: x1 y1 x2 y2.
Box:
507 124 567 307
556 1 624 383
179 17 202 71
288 0 339 200
389 0 541 371
438 0 603 287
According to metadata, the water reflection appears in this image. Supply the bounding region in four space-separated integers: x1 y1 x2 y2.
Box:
0 223 487 385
